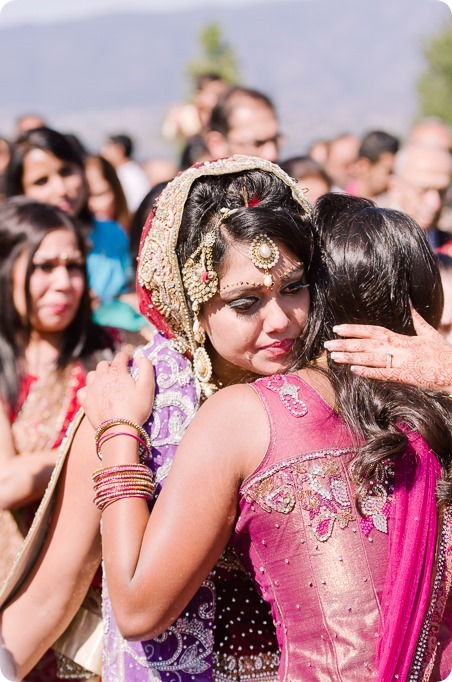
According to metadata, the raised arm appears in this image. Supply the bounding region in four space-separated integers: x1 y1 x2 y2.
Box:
78 352 268 642
324 308 452 394
0 415 102 680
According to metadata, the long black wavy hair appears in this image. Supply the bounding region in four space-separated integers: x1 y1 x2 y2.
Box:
303 192 451 504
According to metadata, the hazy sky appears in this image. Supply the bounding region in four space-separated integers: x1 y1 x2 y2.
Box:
0 0 286 27
0 0 450 27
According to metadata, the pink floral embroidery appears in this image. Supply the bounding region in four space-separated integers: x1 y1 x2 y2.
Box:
245 469 296 514
244 452 394 543
245 454 355 541
297 460 355 542
356 463 394 538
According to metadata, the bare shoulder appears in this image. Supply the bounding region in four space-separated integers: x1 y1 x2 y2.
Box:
183 383 270 481
197 383 265 425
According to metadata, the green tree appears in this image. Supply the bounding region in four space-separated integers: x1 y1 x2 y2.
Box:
187 23 239 86
417 24 452 124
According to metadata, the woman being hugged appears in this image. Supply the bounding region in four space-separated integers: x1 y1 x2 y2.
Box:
0 197 115 681
80 191 451 680
0 157 317 682
2 160 450 681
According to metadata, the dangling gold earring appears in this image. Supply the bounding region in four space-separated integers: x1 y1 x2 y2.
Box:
182 231 218 313
193 347 214 391
192 317 205 345
182 232 220 399
191 319 216 396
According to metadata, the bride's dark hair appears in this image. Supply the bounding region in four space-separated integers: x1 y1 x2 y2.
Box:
304 192 451 504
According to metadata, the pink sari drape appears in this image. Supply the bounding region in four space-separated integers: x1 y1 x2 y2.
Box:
377 430 441 681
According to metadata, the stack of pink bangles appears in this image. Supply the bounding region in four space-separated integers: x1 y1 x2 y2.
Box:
92 419 155 512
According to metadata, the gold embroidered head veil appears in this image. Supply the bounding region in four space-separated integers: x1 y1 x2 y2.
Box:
137 155 312 397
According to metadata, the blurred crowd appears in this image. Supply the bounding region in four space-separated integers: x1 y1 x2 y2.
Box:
0 72 451 681
0 75 451 340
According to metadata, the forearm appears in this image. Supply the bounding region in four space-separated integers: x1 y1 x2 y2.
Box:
95 435 157 635
98 432 235 642
1 554 100 679
0 415 103 679
0 450 59 510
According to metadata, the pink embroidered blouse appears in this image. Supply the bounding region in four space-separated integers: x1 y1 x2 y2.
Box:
230 374 452 681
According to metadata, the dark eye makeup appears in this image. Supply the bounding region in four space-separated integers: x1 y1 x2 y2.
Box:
225 276 308 314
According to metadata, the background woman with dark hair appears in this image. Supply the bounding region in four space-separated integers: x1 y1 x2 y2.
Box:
6 127 133 311
0 197 116 680
85 154 130 232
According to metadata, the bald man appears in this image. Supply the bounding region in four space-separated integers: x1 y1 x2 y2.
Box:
376 142 451 247
407 118 451 151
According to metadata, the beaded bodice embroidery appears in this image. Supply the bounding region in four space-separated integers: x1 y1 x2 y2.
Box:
231 374 394 681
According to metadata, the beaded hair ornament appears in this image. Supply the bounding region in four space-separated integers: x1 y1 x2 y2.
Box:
137 155 312 399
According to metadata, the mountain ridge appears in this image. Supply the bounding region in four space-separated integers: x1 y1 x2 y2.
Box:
0 0 449 159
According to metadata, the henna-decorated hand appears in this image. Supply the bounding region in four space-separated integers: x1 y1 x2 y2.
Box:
323 309 452 394
77 350 155 429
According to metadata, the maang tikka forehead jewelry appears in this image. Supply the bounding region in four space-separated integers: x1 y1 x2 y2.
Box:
249 235 280 288
182 231 219 314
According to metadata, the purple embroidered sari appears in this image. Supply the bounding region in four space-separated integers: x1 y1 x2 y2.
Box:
102 332 216 681
102 332 279 681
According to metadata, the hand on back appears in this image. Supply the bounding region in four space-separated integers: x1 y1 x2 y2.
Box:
77 351 155 429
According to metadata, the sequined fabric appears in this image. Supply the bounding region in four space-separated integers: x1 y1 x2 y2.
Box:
409 506 452 681
231 374 452 681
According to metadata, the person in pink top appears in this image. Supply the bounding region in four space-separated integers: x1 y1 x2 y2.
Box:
75 175 451 681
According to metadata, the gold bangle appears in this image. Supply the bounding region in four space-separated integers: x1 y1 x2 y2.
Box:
94 419 151 462
92 462 156 512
